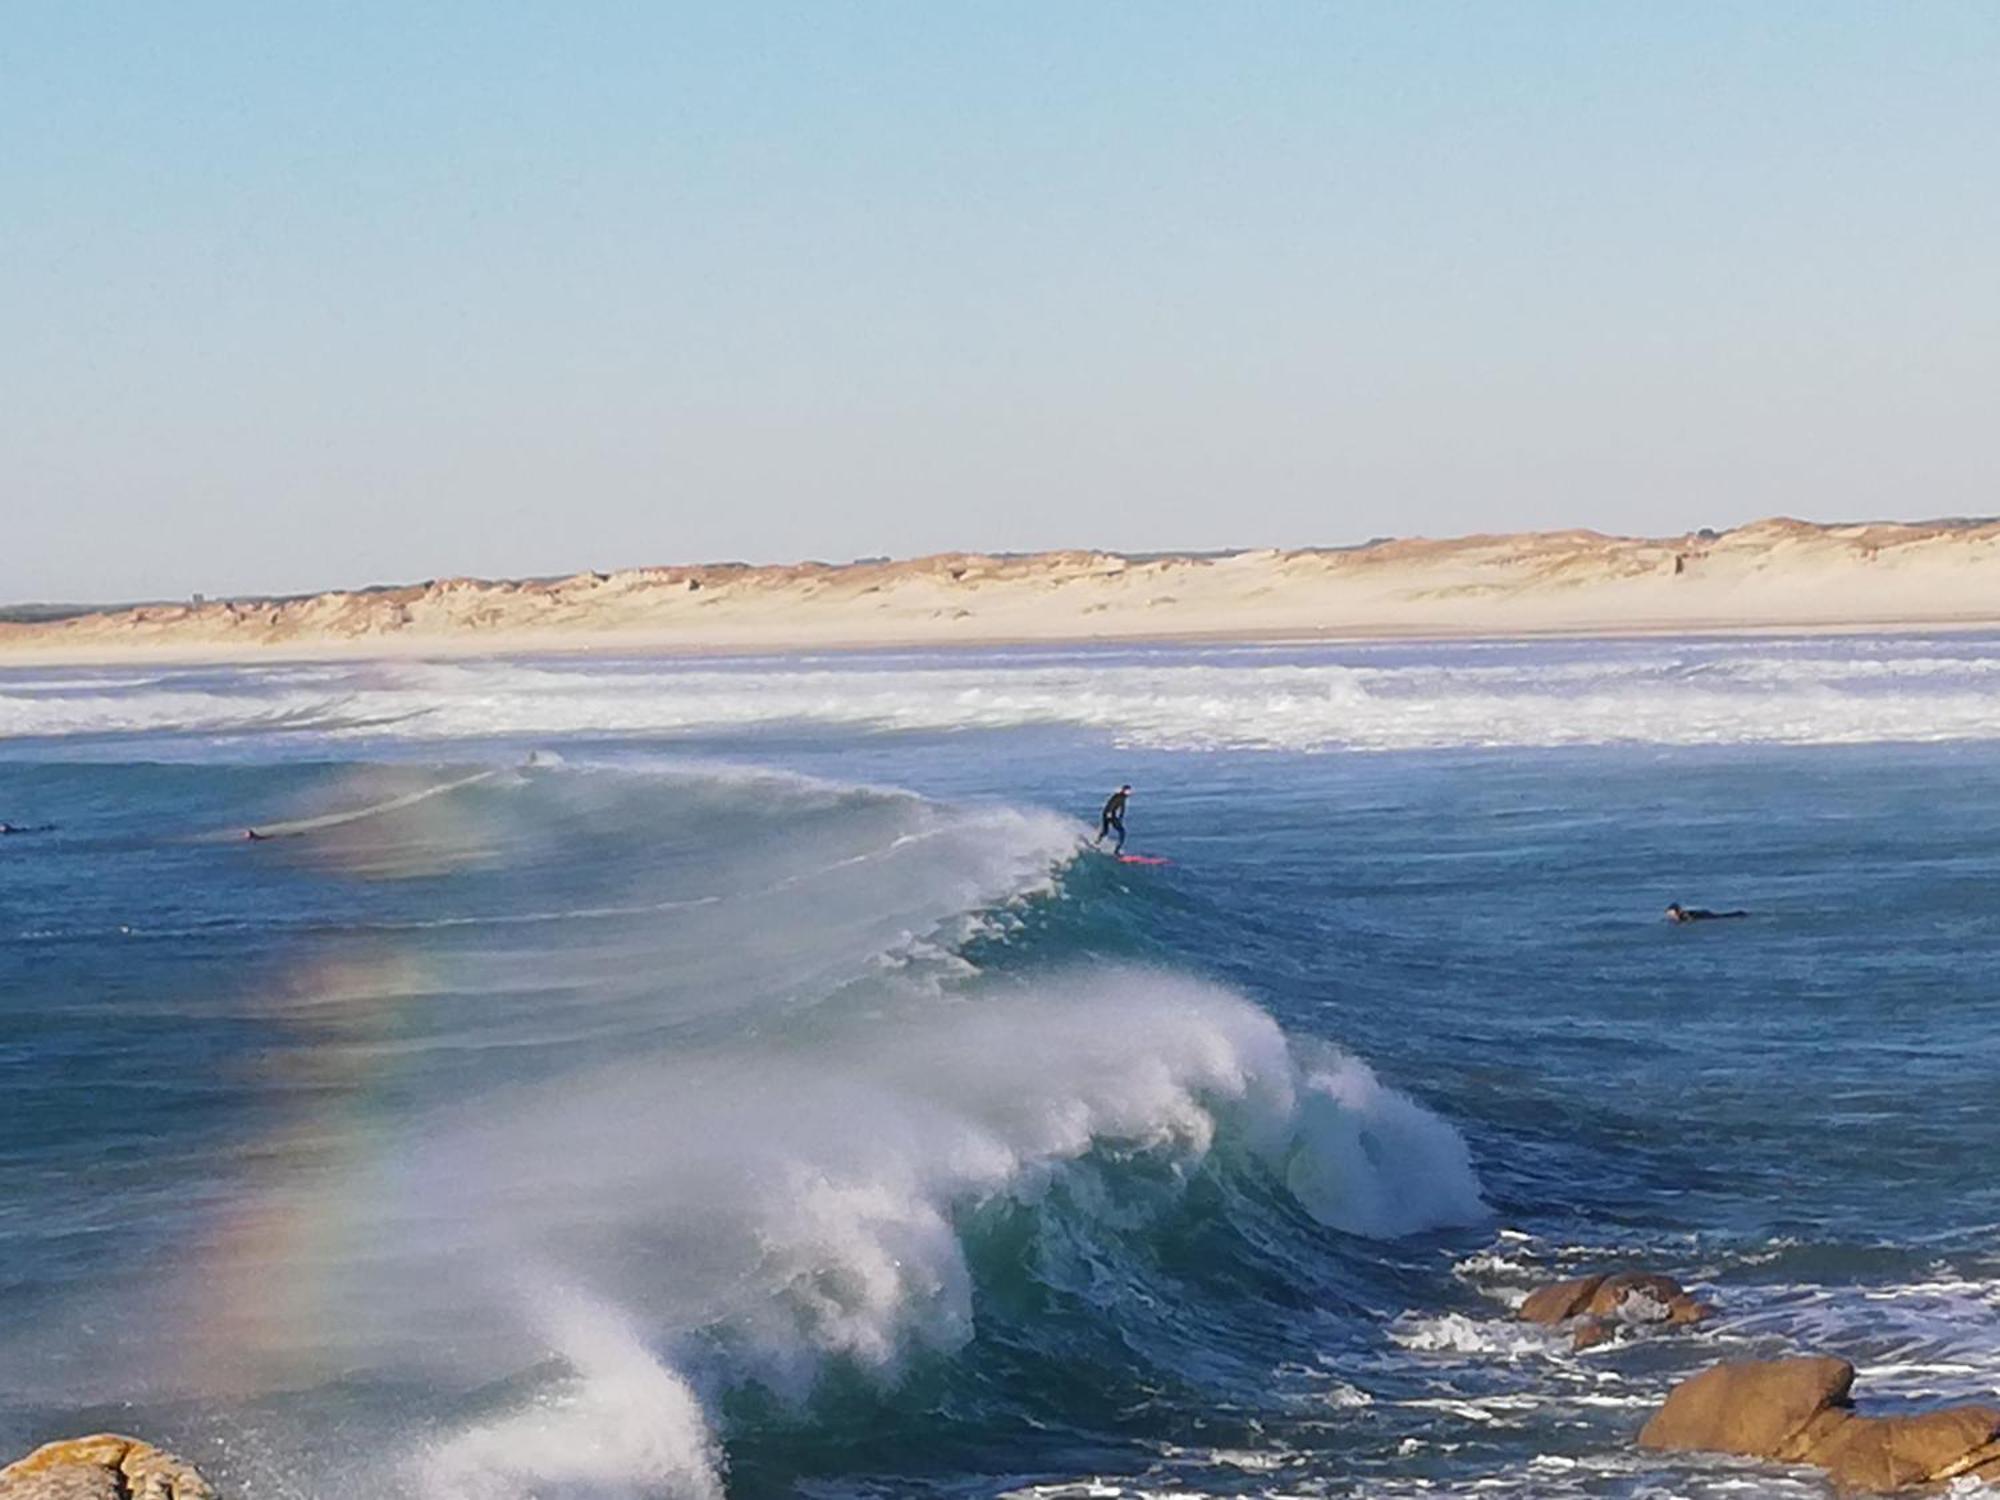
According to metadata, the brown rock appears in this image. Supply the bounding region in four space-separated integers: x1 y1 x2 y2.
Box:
1942 1438 2000 1481
1956 1446 2000 1482
1570 1317 1616 1351
1665 1292 1712 1325
0 1434 214 1500
1518 1274 1604 1325
1640 1359 2000 1492
1584 1272 1712 1324
1786 1405 1861 1462
1518 1270 1714 1347
1805 1406 2000 1492
1637 1355 1856 1458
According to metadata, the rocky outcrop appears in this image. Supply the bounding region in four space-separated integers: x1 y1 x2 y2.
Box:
1517 1271 1713 1350
1638 1356 2000 1492
0 1434 214 1499
1638 1354 1856 1458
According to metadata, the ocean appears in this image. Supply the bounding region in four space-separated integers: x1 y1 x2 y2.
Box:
2 633 1997 1499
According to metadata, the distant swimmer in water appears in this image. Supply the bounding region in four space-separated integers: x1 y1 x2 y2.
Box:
1093 784 1131 855
0 822 53 835
244 827 271 841
1665 902 1747 924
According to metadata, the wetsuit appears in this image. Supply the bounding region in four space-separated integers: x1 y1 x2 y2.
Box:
1096 791 1128 854
1670 907 1746 923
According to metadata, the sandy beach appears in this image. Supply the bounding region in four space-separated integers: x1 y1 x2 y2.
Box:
4 517 1997 666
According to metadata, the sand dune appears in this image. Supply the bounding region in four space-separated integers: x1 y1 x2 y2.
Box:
5 517 1997 664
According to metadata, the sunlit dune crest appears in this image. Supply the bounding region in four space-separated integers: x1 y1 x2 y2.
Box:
5 517 1999 663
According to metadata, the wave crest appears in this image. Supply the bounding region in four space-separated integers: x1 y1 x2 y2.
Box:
387 973 1485 1494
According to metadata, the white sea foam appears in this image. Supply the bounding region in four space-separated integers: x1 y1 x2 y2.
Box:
416 1290 723 1500
376 973 1484 1494
1388 1312 1560 1360
1283 1048 1486 1238
7 638 2000 750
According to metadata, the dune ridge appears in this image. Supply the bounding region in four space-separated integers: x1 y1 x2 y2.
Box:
5 517 1998 664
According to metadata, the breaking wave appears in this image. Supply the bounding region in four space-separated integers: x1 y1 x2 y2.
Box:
0 758 1484 1498
6 634 2000 751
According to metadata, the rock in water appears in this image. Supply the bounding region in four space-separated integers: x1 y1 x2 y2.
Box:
1517 1270 1713 1350
1517 1273 1604 1324
1810 1407 2000 1492
1638 1355 1856 1459
0 1435 214 1500
1639 1356 2000 1492
1586 1272 1712 1324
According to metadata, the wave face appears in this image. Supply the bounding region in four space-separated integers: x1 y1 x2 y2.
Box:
7 633 2000 750
0 757 1482 1499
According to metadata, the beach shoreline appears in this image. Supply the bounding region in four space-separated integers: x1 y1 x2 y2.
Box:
4 611 2000 672
5 516 1996 668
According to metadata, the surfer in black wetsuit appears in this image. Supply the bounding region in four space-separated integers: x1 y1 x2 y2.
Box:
1665 902 1747 924
0 822 52 835
1094 785 1131 854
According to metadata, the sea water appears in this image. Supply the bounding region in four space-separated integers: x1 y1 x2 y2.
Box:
1 634 1997 1499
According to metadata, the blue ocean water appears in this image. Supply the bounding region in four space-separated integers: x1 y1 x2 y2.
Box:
2 635 1998 1499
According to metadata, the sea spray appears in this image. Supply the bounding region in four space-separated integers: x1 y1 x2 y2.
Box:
389 973 1486 1495
416 1289 723 1500
1284 1045 1487 1238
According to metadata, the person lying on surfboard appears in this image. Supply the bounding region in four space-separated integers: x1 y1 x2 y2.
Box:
1093 784 1131 854
1664 902 1746 923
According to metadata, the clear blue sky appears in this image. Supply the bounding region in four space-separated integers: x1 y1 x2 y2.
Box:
6 3 1996 602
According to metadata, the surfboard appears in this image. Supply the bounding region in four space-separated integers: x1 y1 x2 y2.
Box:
1116 854 1171 866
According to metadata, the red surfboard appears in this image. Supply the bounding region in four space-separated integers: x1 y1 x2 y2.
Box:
1116 854 1172 866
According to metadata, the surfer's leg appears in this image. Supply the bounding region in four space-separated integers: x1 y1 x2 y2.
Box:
1112 818 1126 853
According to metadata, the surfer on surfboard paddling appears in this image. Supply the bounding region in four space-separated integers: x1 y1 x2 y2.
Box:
1665 902 1746 923
1093 784 1131 855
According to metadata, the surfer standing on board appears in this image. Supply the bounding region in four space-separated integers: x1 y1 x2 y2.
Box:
1094 784 1131 854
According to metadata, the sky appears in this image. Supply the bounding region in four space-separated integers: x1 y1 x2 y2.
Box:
5 3 1997 603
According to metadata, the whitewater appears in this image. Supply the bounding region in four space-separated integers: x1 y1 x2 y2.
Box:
11 634 2000 752
2 633 1998 1499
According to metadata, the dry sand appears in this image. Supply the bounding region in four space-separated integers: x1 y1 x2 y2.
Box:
5 517 1997 666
